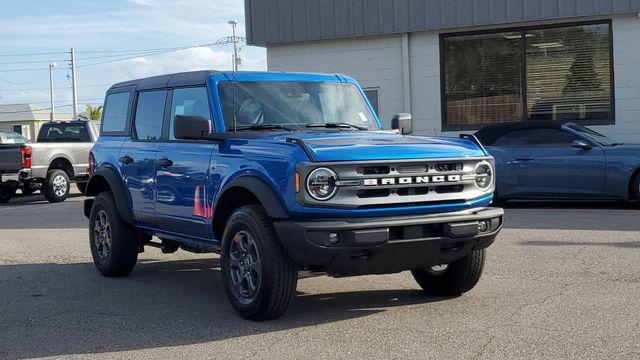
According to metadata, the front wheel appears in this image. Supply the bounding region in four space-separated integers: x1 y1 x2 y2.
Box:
221 205 298 321
412 249 486 296
89 192 140 277
42 169 70 202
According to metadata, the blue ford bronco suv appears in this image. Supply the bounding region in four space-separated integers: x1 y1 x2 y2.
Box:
84 70 503 320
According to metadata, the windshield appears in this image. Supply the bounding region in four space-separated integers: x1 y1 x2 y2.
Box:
566 123 619 146
218 81 378 131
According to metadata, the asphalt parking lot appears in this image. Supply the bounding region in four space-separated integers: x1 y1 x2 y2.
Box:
1 192 639 359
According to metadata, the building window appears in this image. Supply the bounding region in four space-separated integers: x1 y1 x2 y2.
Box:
363 88 379 116
441 21 613 130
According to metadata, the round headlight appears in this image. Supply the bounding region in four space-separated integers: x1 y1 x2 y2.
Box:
306 167 338 201
474 161 493 191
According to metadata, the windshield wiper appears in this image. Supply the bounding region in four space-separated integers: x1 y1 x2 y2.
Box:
234 124 295 132
306 122 368 130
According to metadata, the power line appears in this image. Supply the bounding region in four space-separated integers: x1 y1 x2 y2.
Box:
0 59 68 65
0 73 49 85
0 67 70 73
0 83 112 92
0 51 68 57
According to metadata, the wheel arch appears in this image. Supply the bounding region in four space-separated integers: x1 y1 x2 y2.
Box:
213 176 289 240
83 166 133 223
48 156 74 178
628 166 640 200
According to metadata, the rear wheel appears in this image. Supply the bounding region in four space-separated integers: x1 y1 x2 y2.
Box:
89 192 140 277
42 169 70 202
633 174 640 205
412 249 486 296
221 205 298 321
0 190 14 204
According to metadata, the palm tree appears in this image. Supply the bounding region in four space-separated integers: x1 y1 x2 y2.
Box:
85 105 103 120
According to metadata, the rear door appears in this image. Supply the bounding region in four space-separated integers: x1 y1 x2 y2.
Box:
155 86 215 239
119 90 167 223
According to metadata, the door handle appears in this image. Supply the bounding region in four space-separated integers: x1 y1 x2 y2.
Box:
118 155 134 165
155 158 173 167
514 157 534 162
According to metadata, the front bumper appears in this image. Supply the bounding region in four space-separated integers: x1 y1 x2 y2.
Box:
273 207 503 277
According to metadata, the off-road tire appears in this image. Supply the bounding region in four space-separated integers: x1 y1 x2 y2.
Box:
633 174 640 206
0 190 14 204
221 205 298 321
89 192 139 277
42 169 70 203
412 249 486 296
76 182 87 194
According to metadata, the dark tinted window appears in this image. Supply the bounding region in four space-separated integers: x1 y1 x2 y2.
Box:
364 89 379 116
37 123 91 143
493 129 578 147
169 87 211 140
102 92 130 132
134 90 166 141
442 22 612 128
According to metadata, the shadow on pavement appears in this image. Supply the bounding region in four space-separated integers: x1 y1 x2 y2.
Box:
0 258 445 359
520 239 640 248
0 192 83 207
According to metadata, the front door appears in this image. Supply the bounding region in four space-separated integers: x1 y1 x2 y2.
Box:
119 90 167 224
155 87 216 239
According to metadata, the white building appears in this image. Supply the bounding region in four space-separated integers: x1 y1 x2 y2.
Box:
0 104 72 141
245 0 640 142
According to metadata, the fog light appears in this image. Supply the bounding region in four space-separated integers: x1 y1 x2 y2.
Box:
328 232 340 244
478 220 489 233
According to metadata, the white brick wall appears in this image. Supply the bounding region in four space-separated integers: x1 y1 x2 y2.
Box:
267 35 405 129
590 15 640 142
267 15 640 142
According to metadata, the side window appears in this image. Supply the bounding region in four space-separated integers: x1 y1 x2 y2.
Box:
363 88 379 116
169 87 211 140
102 92 131 133
134 90 167 141
494 129 577 147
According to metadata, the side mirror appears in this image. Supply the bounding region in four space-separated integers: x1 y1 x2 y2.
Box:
391 113 412 135
572 139 592 150
174 115 211 140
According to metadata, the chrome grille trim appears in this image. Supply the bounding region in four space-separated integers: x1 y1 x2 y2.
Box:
296 157 495 209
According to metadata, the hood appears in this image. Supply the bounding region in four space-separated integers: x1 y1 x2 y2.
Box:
278 132 486 162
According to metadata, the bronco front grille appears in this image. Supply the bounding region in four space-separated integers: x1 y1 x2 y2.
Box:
297 157 494 209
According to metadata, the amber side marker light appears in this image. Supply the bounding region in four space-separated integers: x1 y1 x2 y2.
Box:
295 172 300 193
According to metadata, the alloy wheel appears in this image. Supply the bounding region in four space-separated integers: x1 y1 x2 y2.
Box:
93 209 112 259
228 230 262 304
52 175 68 197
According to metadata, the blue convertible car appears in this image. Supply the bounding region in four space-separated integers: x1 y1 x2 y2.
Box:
475 121 640 201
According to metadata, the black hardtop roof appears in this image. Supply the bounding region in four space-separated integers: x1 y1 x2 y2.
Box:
474 121 567 146
108 70 221 92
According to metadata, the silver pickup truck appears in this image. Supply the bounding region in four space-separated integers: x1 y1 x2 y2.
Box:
0 120 99 203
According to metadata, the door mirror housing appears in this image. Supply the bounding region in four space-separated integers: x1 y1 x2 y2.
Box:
173 115 211 140
572 139 592 150
391 113 412 135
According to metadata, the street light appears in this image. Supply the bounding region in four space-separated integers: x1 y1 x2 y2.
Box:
49 62 57 122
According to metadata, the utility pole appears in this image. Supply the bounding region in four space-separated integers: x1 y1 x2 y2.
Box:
228 20 241 71
70 47 79 119
49 63 57 122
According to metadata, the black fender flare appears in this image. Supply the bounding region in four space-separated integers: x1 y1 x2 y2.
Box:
216 176 289 219
84 167 134 223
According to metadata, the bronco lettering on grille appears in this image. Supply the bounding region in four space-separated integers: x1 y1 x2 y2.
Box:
363 175 461 186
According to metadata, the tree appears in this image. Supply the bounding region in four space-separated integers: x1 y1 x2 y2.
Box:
85 105 103 120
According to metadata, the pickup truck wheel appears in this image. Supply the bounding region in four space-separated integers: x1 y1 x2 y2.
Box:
89 192 139 277
42 169 70 202
76 182 87 194
221 205 298 321
411 249 485 296
0 190 14 204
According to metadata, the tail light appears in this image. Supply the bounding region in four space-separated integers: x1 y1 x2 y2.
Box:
20 146 31 169
88 151 94 177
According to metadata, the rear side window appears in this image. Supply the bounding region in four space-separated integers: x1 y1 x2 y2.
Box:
102 92 131 133
169 87 211 140
493 129 578 147
134 90 167 141
37 123 91 143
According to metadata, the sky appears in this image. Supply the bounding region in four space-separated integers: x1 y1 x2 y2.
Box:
0 0 266 112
